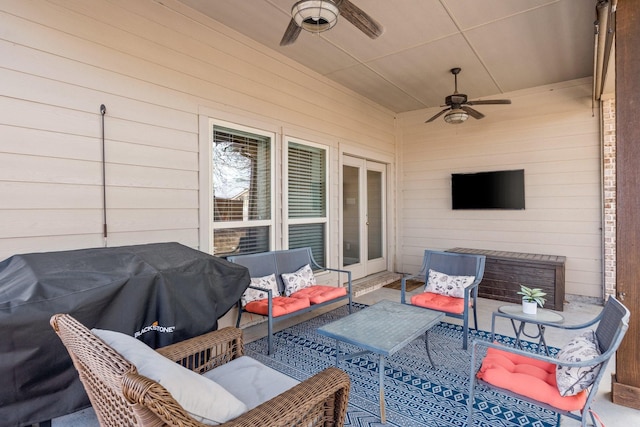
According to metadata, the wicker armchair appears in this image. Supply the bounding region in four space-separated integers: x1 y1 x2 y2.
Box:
50 314 350 426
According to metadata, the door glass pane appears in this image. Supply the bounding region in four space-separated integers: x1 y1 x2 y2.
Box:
343 165 360 266
367 170 383 260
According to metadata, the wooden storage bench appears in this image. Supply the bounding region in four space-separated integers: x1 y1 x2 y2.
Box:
228 248 352 354
447 248 566 311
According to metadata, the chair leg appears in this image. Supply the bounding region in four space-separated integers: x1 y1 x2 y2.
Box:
267 314 273 355
236 302 243 328
462 315 469 350
468 343 478 424
472 304 478 330
267 298 274 355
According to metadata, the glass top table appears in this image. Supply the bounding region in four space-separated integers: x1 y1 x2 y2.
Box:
317 299 444 423
492 305 564 355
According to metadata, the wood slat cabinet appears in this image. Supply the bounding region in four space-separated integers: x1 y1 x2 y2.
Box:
447 248 566 311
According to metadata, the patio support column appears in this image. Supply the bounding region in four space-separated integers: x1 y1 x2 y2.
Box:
613 0 640 410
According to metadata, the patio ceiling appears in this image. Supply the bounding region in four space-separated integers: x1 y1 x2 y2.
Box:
177 0 598 113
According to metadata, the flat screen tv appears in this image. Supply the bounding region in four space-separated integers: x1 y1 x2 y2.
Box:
452 169 525 210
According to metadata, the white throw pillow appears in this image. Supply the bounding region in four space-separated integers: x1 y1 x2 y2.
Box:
425 269 475 298
556 330 602 396
241 274 280 306
281 264 316 296
92 328 248 425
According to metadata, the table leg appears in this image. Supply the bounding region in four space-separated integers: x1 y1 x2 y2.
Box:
509 318 524 349
424 331 435 367
512 321 550 355
379 355 386 423
538 325 551 356
335 339 340 367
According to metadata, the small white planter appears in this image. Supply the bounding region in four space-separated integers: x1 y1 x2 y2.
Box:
522 300 538 314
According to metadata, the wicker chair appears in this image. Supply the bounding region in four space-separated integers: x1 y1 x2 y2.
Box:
50 314 350 426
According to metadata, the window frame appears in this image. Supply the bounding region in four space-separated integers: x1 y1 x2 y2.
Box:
205 118 277 256
283 136 329 263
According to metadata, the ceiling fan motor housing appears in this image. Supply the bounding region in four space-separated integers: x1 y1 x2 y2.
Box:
446 94 467 106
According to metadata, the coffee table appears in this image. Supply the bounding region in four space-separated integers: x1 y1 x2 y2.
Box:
317 299 444 423
492 305 564 356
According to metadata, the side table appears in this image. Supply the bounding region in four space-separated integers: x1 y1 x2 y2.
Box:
492 305 564 355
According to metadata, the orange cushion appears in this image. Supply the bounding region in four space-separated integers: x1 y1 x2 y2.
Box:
411 292 467 314
244 296 310 317
290 285 347 304
477 346 588 412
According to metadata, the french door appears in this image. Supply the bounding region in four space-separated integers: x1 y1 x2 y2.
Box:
342 156 386 279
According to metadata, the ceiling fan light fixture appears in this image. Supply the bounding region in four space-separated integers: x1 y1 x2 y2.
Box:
444 108 469 124
292 0 339 33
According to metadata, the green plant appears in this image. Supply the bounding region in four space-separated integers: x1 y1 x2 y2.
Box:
517 285 547 307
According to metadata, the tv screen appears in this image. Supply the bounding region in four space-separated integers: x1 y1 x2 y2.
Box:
452 169 525 210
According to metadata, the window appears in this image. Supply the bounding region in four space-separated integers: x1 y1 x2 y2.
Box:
212 124 273 257
287 140 327 266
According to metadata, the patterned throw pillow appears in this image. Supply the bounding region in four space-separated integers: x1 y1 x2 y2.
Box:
425 269 475 298
241 274 279 307
281 264 316 297
556 330 602 396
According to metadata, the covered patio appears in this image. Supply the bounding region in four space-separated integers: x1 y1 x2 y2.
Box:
1 0 639 425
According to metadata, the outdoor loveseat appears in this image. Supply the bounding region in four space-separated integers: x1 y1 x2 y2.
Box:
229 247 352 354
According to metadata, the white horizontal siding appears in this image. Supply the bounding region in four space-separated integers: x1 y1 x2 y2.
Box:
0 0 396 263
397 78 602 298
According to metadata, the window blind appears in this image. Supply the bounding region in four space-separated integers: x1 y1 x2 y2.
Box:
288 142 326 218
289 223 326 267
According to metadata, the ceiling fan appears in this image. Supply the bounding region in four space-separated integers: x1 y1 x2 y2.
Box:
426 68 511 124
280 0 383 46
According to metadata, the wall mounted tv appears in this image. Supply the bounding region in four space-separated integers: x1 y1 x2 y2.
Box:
451 169 525 210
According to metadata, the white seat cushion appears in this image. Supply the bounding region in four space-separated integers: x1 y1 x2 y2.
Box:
93 328 248 425
205 356 299 410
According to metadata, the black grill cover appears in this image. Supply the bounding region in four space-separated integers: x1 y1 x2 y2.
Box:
0 242 250 427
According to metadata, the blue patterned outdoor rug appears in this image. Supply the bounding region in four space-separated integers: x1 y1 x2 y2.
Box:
245 303 560 427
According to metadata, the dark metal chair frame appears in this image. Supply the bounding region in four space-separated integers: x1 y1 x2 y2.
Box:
468 297 630 427
229 247 352 354
400 249 486 349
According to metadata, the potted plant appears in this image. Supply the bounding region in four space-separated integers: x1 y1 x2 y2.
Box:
517 285 547 314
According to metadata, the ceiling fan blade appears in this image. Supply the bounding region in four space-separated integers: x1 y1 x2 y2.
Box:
425 108 449 123
461 106 485 120
280 18 302 46
466 99 511 105
336 0 384 39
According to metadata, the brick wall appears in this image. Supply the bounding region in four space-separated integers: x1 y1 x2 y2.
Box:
602 97 616 298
